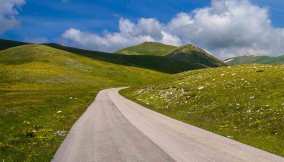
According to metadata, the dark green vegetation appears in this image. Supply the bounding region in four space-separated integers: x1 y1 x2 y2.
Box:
0 39 27 51
117 42 177 56
122 64 284 157
225 55 284 65
0 44 168 161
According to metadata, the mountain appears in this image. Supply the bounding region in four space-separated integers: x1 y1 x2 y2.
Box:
0 39 226 74
167 44 226 67
122 64 284 157
47 43 225 73
0 44 168 161
116 42 177 56
0 39 27 51
224 55 284 65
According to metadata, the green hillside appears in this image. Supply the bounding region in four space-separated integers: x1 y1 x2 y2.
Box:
116 42 177 56
0 39 27 51
0 40 225 161
0 45 168 161
167 44 226 67
225 55 284 65
47 43 224 73
122 64 284 157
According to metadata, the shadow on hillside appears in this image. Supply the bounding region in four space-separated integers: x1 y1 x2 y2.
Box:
0 39 27 51
46 44 204 74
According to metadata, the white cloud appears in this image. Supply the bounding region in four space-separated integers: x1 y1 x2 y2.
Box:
62 0 284 58
62 18 181 52
0 0 25 34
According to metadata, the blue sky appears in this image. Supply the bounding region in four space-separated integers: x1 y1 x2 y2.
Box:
2 0 284 42
2 0 208 42
2 0 284 57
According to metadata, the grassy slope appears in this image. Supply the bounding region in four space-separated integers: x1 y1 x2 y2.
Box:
0 40 225 72
122 64 284 157
47 43 218 74
116 42 177 56
0 45 168 162
225 55 284 65
117 42 225 68
167 44 226 67
0 39 27 51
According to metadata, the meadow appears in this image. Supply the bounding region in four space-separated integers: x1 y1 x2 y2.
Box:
122 64 284 157
3 41 283 161
0 45 168 161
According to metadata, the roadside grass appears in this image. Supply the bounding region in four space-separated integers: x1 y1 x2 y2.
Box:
121 64 284 157
0 89 98 161
0 45 168 161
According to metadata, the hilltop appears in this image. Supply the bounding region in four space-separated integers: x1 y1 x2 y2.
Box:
167 44 226 67
225 55 284 65
47 43 225 73
0 39 225 73
116 42 177 56
45 43 191 73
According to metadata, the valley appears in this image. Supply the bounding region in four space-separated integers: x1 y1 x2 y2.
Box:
1 39 284 161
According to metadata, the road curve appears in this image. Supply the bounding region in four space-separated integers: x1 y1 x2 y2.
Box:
52 88 284 162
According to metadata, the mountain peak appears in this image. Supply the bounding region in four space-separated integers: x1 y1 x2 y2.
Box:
167 44 226 67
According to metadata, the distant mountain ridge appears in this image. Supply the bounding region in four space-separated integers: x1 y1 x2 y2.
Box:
0 39 225 73
224 55 284 65
117 42 225 68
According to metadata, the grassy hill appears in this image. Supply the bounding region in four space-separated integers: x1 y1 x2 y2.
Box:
116 42 177 56
167 44 226 67
225 55 284 65
0 39 225 161
122 64 284 157
47 43 225 73
0 39 27 51
0 45 168 161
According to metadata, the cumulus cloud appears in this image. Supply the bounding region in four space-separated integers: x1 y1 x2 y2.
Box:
62 18 181 52
0 0 25 34
62 0 284 58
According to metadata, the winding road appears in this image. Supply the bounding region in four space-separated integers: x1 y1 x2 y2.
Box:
52 88 284 162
